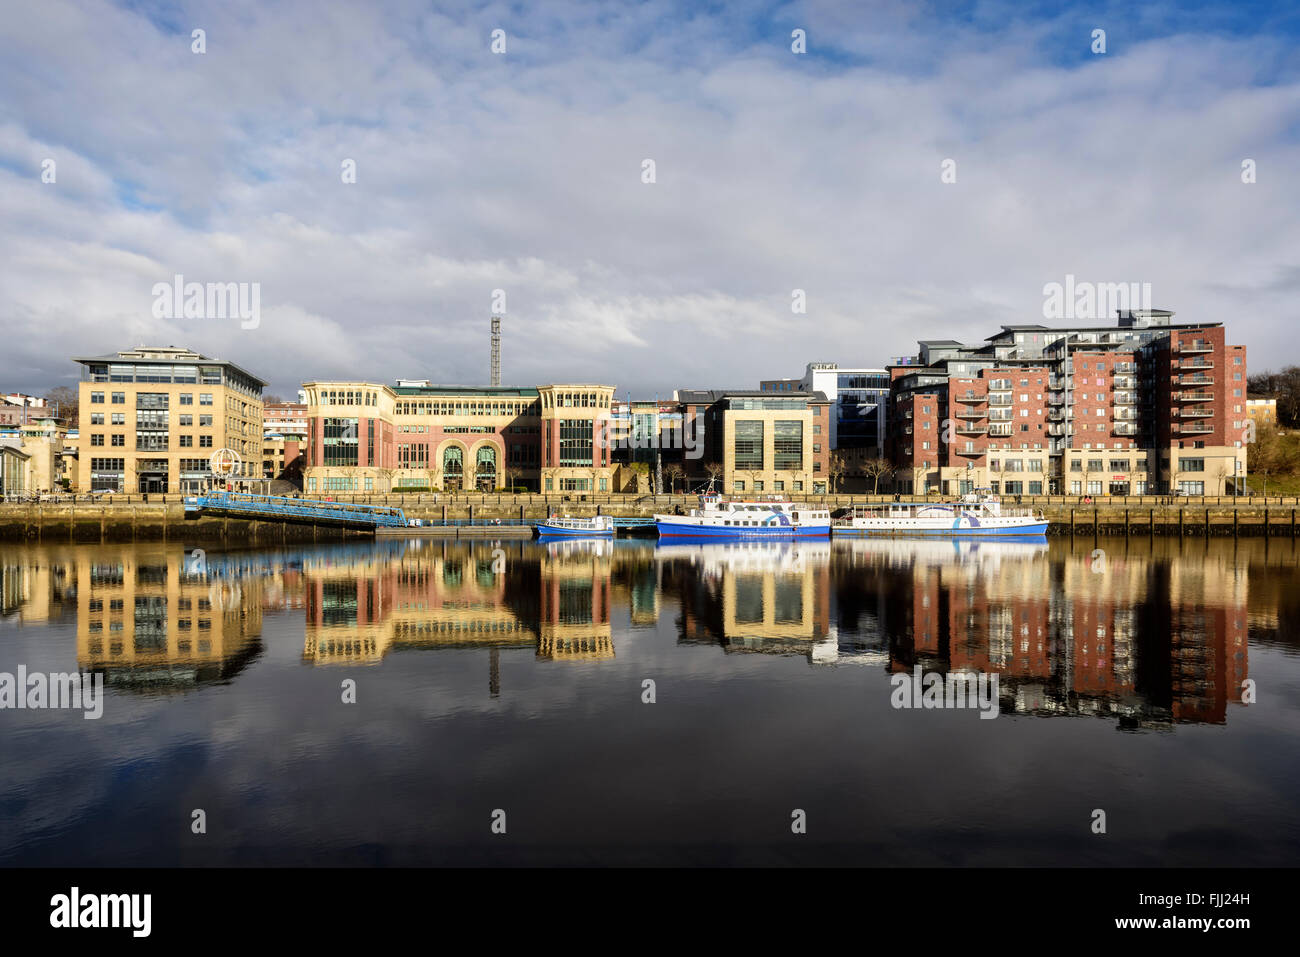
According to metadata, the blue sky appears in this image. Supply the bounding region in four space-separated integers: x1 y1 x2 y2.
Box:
1 0 1298 398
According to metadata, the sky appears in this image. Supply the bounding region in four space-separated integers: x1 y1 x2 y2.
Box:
1 0 1298 399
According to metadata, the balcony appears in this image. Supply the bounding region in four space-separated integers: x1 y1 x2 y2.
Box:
1113 376 1136 390
1047 424 1066 437
987 380 1012 392
1179 359 1214 370
1114 408 1137 420
987 424 1013 437
1178 341 1214 354
1179 408 1214 418
956 423 986 435
1178 423 1214 434
988 396 1012 407
956 392 986 404
1113 392 1137 405
1048 377 1066 390
1048 391 1065 405
954 409 986 419
1113 423 1138 435
1174 391 1214 403
1181 375 1215 386
1114 363 1136 373
1048 409 1065 421
955 446 984 457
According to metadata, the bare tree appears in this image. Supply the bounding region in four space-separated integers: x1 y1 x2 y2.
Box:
664 463 684 493
704 461 724 490
827 456 847 492
862 457 894 494
44 386 78 425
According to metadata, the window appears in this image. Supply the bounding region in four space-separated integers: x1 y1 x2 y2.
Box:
180 393 193 405
1180 457 1205 472
774 420 802 470
111 412 125 425
734 421 764 470
111 392 125 404
179 414 192 426
90 413 104 425
91 434 104 446
180 435 192 447
200 435 213 448
111 434 124 447
90 392 104 404
199 415 213 427
200 394 213 405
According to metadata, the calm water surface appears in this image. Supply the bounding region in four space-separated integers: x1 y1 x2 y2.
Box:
2 535 1298 866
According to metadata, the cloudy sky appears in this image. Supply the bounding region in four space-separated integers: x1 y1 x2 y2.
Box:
2 0 1298 399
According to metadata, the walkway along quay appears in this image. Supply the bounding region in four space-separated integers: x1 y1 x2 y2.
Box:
5 493 1300 541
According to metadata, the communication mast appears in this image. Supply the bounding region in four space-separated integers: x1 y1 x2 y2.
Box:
490 316 501 387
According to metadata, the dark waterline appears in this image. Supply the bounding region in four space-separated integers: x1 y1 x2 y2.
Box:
1 536 1298 866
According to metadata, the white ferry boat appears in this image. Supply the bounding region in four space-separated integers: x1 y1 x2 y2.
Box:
654 493 832 539
534 514 616 538
834 490 1048 537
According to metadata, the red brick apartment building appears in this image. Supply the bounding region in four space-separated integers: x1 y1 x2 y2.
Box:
887 310 1247 495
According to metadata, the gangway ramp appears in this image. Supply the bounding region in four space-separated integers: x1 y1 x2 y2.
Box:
184 491 408 529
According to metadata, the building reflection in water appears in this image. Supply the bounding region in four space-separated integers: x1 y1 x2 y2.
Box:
831 537 1250 728
0 534 1257 723
300 538 623 696
659 540 833 658
71 545 266 692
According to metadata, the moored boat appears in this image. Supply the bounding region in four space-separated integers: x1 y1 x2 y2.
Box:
535 514 616 538
833 490 1048 537
654 492 831 539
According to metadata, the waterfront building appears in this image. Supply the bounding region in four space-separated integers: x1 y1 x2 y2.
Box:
299 380 624 493
261 401 308 486
675 389 832 494
762 363 891 490
0 411 68 492
608 397 688 491
887 310 1247 495
1246 397 1277 429
72 347 266 493
0 442 30 498
538 384 617 493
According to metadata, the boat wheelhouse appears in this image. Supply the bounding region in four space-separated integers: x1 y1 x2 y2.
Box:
654 493 831 539
833 490 1048 537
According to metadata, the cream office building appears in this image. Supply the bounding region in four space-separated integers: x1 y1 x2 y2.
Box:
74 347 266 493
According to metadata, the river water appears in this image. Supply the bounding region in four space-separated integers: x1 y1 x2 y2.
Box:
1 535 1297 865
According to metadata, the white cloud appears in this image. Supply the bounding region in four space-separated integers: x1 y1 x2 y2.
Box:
0 0 1297 397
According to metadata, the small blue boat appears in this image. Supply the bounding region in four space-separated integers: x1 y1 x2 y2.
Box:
535 515 616 538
